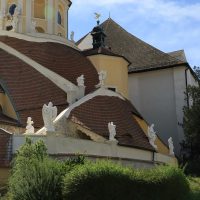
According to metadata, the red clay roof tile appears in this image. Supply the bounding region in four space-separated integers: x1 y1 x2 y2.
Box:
0 36 99 127
69 95 154 151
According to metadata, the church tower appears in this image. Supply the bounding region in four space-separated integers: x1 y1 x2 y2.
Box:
0 0 71 39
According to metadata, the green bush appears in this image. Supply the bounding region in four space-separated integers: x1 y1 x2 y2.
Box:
63 161 190 200
8 138 66 200
189 177 200 200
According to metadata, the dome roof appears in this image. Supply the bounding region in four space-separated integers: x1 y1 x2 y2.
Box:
0 36 99 127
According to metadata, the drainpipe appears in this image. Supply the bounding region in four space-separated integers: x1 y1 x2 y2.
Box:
152 151 155 164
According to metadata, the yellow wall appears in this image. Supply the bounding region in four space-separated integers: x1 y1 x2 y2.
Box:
0 93 18 120
0 168 10 186
2 0 70 38
134 115 169 155
87 55 129 98
34 0 45 19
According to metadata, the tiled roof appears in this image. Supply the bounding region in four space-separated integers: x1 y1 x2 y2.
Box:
69 95 154 151
77 18 186 72
168 50 187 63
0 36 99 94
0 36 99 127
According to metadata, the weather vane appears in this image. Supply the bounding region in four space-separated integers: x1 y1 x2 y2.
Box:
94 12 101 25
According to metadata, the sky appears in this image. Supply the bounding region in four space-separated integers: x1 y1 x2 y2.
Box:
68 0 200 67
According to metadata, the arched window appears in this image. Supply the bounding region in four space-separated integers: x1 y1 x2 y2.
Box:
57 5 64 26
57 11 62 25
9 4 17 16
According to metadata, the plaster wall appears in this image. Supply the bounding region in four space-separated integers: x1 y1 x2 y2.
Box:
0 93 17 120
78 33 93 50
187 70 198 87
12 135 177 165
173 66 188 143
134 116 169 155
87 55 129 98
129 68 181 154
129 66 198 155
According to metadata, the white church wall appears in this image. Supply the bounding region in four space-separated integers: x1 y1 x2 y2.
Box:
172 66 188 145
78 33 93 50
129 68 181 154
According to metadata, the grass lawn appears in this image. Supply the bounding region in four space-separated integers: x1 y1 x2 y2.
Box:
189 177 200 200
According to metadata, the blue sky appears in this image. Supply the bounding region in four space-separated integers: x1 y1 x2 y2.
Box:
69 0 200 67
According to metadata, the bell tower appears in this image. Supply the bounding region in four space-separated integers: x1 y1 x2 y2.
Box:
0 0 72 39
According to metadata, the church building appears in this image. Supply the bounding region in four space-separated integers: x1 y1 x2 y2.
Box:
78 18 199 155
0 0 176 186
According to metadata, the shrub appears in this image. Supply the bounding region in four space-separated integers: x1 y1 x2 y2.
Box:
184 158 200 177
63 161 190 200
8 138 66 200
189 177 200 200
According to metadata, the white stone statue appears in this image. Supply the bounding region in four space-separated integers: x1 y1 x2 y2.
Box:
5 14 12 30
12 6 20 32
25 117 34 135
42 102 57 132
77 75 85 87
30 21 36 33
147 124 158 149
108 122 117 142
168 137 175 156
70 31 75 42
97 71 107 88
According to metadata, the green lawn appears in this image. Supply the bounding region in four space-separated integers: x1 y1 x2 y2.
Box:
189 177 200 200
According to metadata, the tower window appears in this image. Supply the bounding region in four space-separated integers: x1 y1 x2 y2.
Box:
9 4 17 16
57 11 62 25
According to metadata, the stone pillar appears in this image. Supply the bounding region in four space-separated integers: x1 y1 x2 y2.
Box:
65 5 69 39
0 0 6 15
18 0 23 33
47 0 53 34
54 0 58 35
0 0 6 30
26 0 33 33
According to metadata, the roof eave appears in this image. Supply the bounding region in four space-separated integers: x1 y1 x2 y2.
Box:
85 51 131 66
128 62 189 74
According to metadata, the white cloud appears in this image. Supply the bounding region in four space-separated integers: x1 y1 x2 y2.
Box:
72 0 200 22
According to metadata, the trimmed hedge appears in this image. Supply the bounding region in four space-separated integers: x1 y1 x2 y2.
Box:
8 138 191 200
63 161 190 200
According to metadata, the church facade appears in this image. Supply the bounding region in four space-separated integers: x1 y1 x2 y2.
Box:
0 0 176 186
